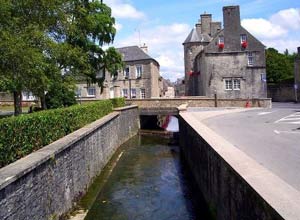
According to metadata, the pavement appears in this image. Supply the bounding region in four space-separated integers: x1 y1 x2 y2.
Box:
182 103 300 219
188 102 300 192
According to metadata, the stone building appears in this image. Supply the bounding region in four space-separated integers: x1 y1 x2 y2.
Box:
183 6 267 99
295 47 300 101
77 45 161 100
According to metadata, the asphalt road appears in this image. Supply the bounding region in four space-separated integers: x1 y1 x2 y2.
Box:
201 102 300 191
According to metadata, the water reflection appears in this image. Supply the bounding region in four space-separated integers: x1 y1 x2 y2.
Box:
84 136 212 220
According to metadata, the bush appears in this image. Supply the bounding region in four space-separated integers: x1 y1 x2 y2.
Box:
110 97 125 108
45 81 77 109
0 100 114 168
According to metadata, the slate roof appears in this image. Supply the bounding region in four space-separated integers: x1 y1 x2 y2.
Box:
117 46 158 64
183 28 212 44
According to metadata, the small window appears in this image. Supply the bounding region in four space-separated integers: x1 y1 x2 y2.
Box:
240 34 247 43
248 52 254 66
218 36 224 44
75 88 81 97
131 88 137 98
233 79 241 90
136 65 142 78
225 79 233 90
140 88 146 99
111 72 118 81
87 87 96 97
124 67 129 79
122 89 128 98
96 69 104 79
224 78 241 90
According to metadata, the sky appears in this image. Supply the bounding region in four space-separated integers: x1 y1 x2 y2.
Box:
104 0 300 82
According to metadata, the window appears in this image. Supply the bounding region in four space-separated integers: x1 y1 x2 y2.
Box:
131 88 137 98
75 88 81 97
96 69 104 79
225 79 233 90
233 79 241 90
218 36 224 44
136 65 142 78
240 34 247 43
111 72 118 81
122 89 128 98
224 78 241 90
248 52 254 66
124 67 129 79
87 87 96 96
140 88 146 99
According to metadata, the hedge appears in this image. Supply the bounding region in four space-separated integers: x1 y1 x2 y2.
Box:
110 97 126 108
0 99 124 168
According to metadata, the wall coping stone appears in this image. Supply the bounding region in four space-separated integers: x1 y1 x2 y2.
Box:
113 105 138 111
180 109 300 220
0 112 120 191
126 97 272 101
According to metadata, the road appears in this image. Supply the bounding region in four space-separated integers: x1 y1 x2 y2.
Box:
197 102 300 191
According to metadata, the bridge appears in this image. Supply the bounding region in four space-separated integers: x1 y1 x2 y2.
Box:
126 97 272 115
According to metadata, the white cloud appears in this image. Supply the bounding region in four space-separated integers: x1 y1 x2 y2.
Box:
104 0 145 19
242 8 300 53
241 18 287 39
115 23 190 82
114 22 123 31
270 8 300 30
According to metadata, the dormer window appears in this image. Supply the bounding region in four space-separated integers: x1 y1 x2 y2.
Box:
240 34 248 48
218 36 224 49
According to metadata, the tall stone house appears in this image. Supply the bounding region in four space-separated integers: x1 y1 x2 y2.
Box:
77 45 161 100
295 47 300 96
183 6 267 99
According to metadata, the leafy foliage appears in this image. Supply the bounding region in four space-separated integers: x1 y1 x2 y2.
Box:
0 99 126 168
110 97 125 108
266 48 295 85
0 0 124 115
45 77 77 109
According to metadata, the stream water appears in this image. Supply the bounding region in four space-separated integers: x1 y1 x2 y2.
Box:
78 135 212 220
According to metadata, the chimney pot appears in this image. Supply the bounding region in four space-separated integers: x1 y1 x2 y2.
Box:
140 43 148 53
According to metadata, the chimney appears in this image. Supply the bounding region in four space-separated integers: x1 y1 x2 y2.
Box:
140 43 148 53
200 13 212 34
298 47 300 56
223 6 241 31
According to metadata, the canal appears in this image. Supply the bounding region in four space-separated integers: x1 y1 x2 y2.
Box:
71 134 212 220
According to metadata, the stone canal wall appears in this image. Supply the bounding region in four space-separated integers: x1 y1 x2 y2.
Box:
179 111 300 220
0 106 139 220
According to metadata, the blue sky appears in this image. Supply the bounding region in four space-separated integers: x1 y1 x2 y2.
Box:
104 0 300 81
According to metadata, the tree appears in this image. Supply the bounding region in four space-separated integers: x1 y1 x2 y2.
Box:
0 0 64 115
266 48 294 85
0 0 123 115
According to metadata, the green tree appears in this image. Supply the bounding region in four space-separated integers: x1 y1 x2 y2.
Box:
266 48 294 85
0 0 123 115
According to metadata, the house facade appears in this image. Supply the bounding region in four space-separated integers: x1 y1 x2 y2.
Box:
183 6 267 99
77 45 161 100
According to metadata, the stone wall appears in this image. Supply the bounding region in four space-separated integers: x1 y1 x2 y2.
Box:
268 84 299 102
126 97 272 108
0 106 139 220
179 111 300 220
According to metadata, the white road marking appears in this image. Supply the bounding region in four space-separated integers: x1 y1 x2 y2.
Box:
258 112 273 115
274 130 280 134
274 130 300 134
275 113 300 124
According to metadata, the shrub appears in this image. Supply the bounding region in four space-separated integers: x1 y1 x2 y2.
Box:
0 100 114 168
110 97 125 108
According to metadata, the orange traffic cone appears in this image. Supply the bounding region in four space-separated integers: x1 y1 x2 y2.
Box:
245 100 251 108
